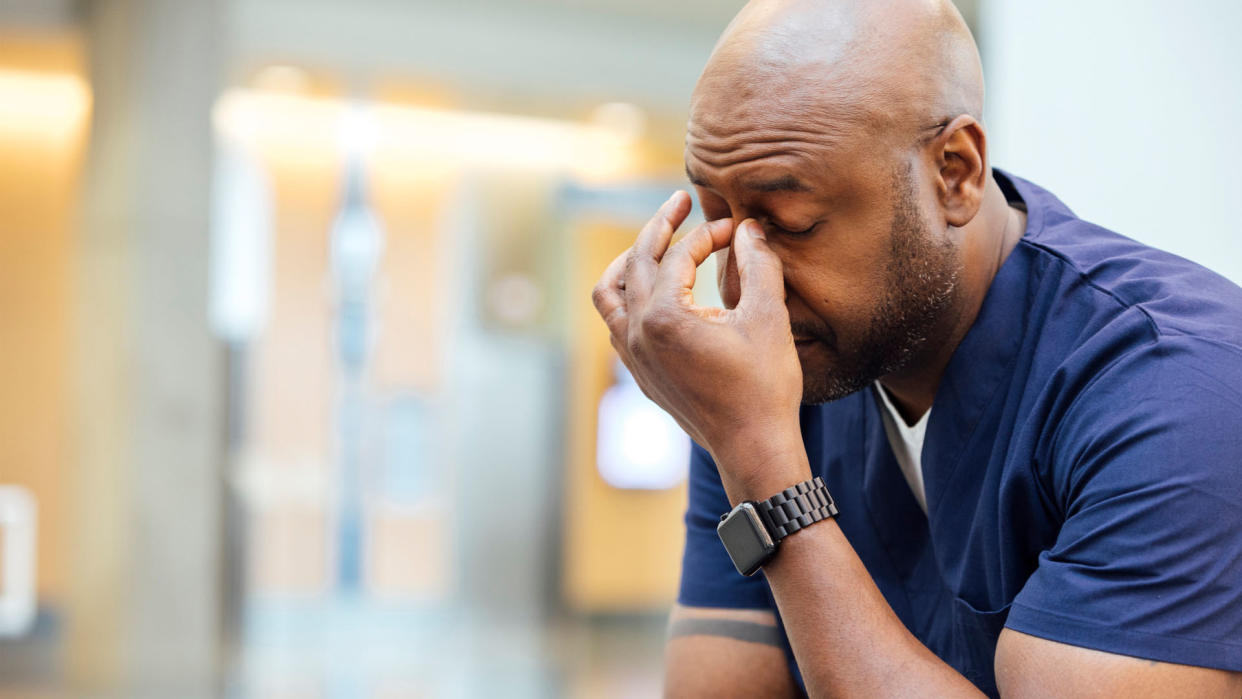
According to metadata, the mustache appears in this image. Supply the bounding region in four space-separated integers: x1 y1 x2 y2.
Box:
790 319 837 350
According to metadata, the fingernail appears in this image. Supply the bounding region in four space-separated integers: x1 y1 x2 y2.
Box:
744 220 765 240
663 191 681 209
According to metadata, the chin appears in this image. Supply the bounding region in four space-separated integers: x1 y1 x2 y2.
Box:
800 333 916 404
798 352 872 405
801 376 872 405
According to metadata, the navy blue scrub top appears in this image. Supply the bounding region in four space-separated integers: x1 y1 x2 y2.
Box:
677 170 1242 696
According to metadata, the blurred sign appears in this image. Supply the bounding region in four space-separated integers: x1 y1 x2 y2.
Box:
208 142 273 342
0 485 37 637
596 360 690 490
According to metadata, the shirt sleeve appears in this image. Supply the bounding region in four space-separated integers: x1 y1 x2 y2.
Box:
1005 337 1242 671
677 440 775 609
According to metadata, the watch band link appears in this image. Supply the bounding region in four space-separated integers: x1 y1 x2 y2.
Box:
755 476 839 541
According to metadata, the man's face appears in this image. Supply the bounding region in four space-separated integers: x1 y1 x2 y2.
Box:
685 102 962 404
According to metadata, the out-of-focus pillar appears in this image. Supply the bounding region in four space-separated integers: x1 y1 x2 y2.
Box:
69 0 223 694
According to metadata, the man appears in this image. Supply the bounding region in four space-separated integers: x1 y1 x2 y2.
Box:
591 0 1242 696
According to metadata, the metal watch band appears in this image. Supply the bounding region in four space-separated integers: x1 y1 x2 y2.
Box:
755 476 838 542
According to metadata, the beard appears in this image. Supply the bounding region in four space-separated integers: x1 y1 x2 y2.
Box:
799 165 962 404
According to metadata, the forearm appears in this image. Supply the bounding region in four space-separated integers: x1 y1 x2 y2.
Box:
716 436 984 698
765 519 981 696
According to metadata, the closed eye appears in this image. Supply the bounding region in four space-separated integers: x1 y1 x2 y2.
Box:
766 221 819 237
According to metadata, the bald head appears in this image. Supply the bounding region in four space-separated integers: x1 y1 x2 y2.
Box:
692 0 983 146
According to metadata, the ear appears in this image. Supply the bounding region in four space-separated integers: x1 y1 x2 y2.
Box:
930 115 988 228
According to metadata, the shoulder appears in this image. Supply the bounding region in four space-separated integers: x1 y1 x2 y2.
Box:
999 173 1242 495
1006 333 1242 671
1023 216 1242 467
1045 333 1242 521
1055 332 1242 434
1009 171 1242 351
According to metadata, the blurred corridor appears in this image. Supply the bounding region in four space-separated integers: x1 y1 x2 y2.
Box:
0 2 732 696
1 0 1240 697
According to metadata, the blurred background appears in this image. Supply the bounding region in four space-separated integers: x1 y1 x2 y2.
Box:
0 1 1239 697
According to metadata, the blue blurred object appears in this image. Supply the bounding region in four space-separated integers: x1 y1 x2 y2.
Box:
329 120 386 594
382 394 433 505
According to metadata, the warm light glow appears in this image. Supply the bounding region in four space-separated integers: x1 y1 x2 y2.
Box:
251 65 311 94
591 101 646 144
0 68 91 142
213 88 638 180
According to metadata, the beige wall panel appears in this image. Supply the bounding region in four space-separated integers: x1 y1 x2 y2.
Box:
562 220 686 612
0 33 89 604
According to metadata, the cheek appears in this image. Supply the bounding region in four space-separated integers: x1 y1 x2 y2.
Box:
781 255 889 338
775 217 890 312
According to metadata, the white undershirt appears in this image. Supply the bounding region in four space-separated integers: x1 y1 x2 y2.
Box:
873 382 931 514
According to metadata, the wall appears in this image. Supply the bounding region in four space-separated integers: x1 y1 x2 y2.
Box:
0 32 89 607
980 0 1242 284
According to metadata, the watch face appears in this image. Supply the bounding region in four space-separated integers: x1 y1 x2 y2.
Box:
717 503 776 576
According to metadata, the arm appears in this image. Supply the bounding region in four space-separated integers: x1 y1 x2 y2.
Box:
995 630 1242 698
664 604 801 698
717 436 985 697
722 429 1242 696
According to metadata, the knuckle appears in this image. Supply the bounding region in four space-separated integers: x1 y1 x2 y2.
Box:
590 283 608 310
626 334 644 360
624 246 640 270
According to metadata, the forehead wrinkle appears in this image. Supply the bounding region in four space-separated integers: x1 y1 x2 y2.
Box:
685 140 823 174
684 112 856 182
686 107 860 152
684 165 810 195
686 127 836 155
684 148 830 198
688 82 879 158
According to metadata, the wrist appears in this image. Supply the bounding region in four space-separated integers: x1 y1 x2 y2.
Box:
710 423 812 505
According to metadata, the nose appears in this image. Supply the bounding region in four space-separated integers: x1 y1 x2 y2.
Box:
716 232 795 311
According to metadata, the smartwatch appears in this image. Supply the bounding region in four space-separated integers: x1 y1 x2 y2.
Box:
716 476 838 576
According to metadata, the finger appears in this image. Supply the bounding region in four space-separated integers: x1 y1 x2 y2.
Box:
651 217 735 305
732 219 787 314
624 190 692 308
592 249 631 337
714 245 740 310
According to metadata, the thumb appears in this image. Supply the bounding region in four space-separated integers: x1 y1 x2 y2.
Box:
733 219 786 314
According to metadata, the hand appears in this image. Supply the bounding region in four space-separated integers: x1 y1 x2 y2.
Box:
591 191 809 501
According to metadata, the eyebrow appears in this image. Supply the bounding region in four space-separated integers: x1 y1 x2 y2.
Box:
745 174 812 193
685 166 811 193
685 165 708 187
